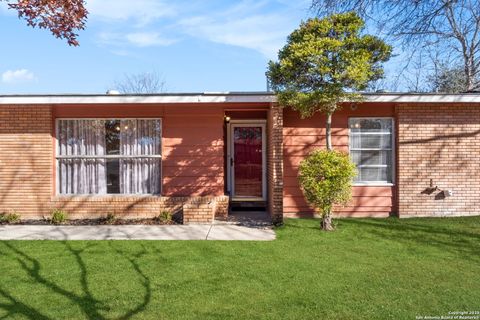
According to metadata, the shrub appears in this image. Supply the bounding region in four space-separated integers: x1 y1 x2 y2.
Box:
104 213 117 225
6 212 20 224
298 149 357 231
51 209 68 225
158 211 172 223
0 212 20 224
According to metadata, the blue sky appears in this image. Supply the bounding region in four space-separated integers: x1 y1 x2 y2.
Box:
0 0 408 94
0 0 313 94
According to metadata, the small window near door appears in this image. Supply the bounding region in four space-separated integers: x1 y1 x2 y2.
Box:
349 118 394 184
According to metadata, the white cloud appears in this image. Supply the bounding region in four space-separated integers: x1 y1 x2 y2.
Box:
180 16 289 59
86 0 176 25
1 69 36 84
97 32 177 48
90 0 302 58
126 32 177 47
110 49 131 57
178 1 298 59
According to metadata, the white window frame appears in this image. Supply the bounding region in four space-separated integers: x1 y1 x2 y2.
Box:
349 117 395 186
55 118 163 196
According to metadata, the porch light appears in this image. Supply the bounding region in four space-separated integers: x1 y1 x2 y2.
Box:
224 116 231 123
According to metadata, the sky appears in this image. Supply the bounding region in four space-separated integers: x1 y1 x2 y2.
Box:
0 0 315 94
0 0 408 94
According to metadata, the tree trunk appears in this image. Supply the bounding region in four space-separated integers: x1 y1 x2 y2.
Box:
465 56 476 91
326 112 332 150
321 214 334 231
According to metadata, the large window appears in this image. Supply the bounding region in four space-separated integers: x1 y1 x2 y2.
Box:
56 119 162 195
349 118 394 184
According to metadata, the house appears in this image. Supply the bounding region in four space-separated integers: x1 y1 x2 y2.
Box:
0 92 479 223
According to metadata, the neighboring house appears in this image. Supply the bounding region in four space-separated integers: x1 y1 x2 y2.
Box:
0 92 479 223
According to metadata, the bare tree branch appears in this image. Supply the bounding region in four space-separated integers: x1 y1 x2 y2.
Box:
113 71 166 94
311 0 480 91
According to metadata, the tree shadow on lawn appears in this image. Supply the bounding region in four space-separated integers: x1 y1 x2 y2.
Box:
339 218 480 262
279 218 321 231
280 217 480 263
0 287 50 320
0 241 152 320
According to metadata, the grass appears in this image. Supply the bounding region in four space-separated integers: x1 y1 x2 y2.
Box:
0 217 479 319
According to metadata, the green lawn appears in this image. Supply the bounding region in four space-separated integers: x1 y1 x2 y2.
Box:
0 217 479 319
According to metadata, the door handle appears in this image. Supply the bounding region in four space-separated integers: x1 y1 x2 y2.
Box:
230 157 234 166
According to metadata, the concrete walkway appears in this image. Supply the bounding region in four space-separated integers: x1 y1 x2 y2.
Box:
0 224 276 241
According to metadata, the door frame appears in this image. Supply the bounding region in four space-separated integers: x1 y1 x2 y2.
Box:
226 120 267 201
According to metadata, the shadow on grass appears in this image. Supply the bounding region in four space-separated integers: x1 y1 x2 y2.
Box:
279 217 480 263
107 242 152 320
0 242 152 320
339 218 480 261
0 288 50 320
278 218 320 231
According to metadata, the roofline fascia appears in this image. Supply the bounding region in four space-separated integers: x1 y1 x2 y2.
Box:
362 93 480 103
0 94 276 105
1 92 480 105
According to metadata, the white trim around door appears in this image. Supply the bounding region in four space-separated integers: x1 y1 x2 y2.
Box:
227 120 267 201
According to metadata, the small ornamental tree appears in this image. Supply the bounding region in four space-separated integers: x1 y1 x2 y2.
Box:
268 13 390 229
298 150 357 230
267 12 392 150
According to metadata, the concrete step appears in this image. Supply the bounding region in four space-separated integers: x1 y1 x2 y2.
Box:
230 201 266 211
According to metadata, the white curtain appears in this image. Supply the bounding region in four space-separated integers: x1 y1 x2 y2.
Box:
58 120 106 194
119 119 161 194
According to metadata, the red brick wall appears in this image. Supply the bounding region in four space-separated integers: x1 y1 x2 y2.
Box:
54 103 226 197
267 103 284 224
3 101 479 221
283 104 396 218
397 103 480 217
0 105 53 216
0 104 234 222
183 202 214 224
52 195 229 221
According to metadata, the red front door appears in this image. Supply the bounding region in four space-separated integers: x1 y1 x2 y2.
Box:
233 126 264 198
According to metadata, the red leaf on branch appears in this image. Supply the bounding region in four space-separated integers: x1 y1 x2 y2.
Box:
1 0 88 46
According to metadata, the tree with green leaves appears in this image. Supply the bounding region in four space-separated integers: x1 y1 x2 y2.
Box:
267 12 392 150
298 150 357 231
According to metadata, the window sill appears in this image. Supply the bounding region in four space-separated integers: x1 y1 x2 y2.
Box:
353 183 395 187
53 194 162 199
